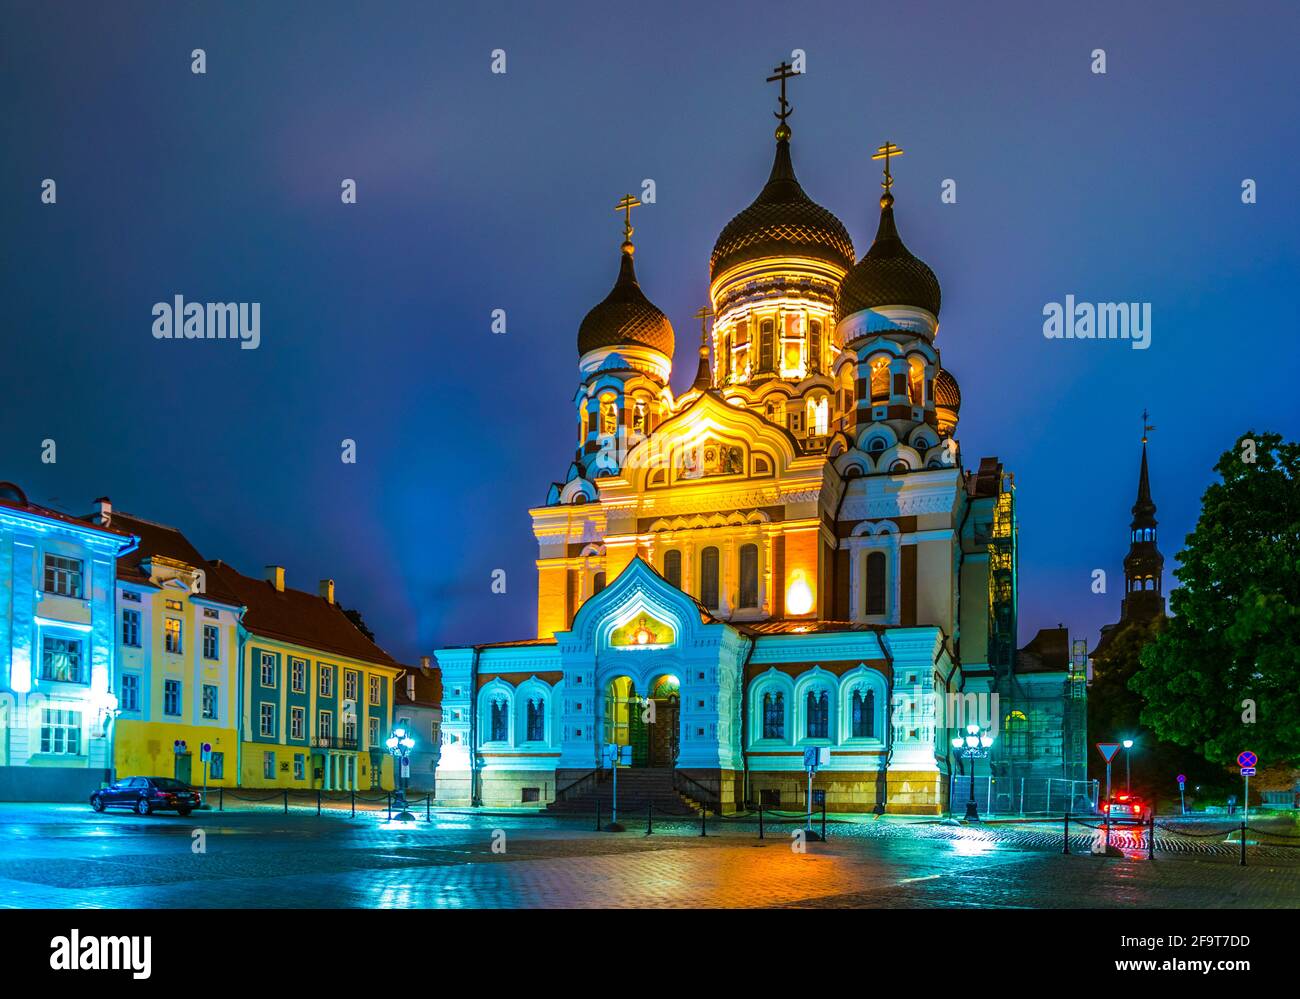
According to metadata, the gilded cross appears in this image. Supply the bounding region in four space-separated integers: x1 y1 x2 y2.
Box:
766 61 799 123
615 193 642 244
872 141 904 192
1141 408 1156 444
694 305 715 344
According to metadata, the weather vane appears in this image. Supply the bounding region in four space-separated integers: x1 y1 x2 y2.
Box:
872 141 904 195
766 60 799 126
614 193 641 248
1142 408 1156 444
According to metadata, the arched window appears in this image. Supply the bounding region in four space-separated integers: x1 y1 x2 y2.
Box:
851 688 875 738
867 437 887 454
738 543 759 609
762 691 784 739
807 396 829 436
722 333 731 380
599 397 618 437
758 319 775 372
632 398 647 435
908 359 925 405
701 547 720 609
489 698 508 742
526 698 545 742
809 320 823 374
865 551 886 615
663 550 682 589
870 359 889 402
806 690 829 739
592 571 606 595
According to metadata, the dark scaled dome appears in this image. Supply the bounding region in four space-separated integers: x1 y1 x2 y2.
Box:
935 368 961 410
710 132 855 280
577 247 675 358
837 194 941 320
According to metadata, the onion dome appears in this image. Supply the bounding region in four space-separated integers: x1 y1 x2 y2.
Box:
577 245 675 359
837 192 941 320
934 368 961 411
710 127 854 281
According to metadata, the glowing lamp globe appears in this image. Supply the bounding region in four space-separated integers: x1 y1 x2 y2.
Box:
786 573 814 616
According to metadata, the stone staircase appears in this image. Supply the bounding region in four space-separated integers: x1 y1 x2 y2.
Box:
547 767 702 817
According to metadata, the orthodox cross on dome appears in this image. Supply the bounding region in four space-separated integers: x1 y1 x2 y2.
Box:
872 141 904 194
615 193 642 249
766 60 800 127
693 305 714 345
1141 408 1156 444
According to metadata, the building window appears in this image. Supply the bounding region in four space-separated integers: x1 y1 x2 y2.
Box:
203 607 218 619
164 617 182 654
319 666 334 698
294 753 306 781
165 598 183 611
760 788 781 807
343 717 357 744
526 698 545 742
318 711 333 740
203 624 219 660
210 751 224 779
260 652 276 687
40 636 84 683
758 319 775 372
522 787 540 803
43 554 83 597
290 658 306 693
489 699 508 742
812 789 826 807
290 707 305 740
39 708 82 755
870 360 889 403
121 673 140 711
368 716 380 747
592 571 606 595
739 544 759 609
865 551 887 616
263 751 275 780
851 688 875 738
259 703 275 737
809 320 822 374
700 547 720 610
121 609 141 648
345 670 359 700
163 679 181 716
369 675 382 705
762 691 785 740
806 690 829 739
202 683 218 720
663 550 682 589
122 590 141 603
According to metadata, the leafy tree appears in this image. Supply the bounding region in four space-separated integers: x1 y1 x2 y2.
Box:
342 606 375 642
1132 431 1300 767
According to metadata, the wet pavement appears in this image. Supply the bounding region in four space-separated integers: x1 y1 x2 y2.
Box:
0 803 1296 908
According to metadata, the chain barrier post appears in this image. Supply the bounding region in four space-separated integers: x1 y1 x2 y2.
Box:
1240 820 1247 867
351 788 356 818
426 793 432 823
1147 806 1154 861
821 801 827 841
283 788 288 814
595 798 602 832
645 800 653 836
700 805 707 838
1062 811 1070 854
219 786 224 812
759 803 764 840
317 789 322 817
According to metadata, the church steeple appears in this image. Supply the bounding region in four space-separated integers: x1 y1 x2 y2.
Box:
1120 414 1165 622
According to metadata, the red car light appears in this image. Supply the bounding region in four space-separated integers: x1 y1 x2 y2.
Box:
1133 804 1142 814
1101 802 1109 812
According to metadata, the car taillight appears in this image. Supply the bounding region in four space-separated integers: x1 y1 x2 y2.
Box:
1101 803 1109 812
1133 804 1142 814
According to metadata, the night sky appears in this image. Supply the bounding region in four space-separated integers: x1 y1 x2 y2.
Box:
3 2 1297 665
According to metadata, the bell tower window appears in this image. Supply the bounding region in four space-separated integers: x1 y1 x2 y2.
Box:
758 319 775 372
865 551 886 615
809 320 823 374
700 547 720 609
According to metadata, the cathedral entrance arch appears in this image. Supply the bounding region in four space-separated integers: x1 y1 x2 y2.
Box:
601 671 681 768
645 674 680 768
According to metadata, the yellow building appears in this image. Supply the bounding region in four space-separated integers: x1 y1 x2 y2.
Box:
208 562 403 791
106 503 242 788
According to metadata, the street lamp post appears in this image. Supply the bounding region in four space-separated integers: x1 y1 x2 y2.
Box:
385 726 417 822
951 723 995 821
1122 739 1134 793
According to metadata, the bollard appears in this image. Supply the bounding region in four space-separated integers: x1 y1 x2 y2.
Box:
219 786 224 812
1147 807 1155 861
317 789 322 817
821 802 827 841
1063 812 1070 854
387 792 392 822
1240 820 1247 867
426 794 432 823
700 806 707 838
759 803 765 840
595 799 602 832
645 800 653 836
351 788 356 818
283 788 289 814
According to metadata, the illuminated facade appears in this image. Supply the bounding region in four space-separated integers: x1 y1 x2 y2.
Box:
436 86 1022 814
0 483 136 800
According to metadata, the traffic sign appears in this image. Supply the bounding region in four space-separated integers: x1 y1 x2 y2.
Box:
1177 774 1186 785
1096 742 1121 764
1241 767 1257 777
1237 750 1257 769
200 743 212 763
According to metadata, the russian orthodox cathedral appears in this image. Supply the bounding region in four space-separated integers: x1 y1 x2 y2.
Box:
435 68 1033 815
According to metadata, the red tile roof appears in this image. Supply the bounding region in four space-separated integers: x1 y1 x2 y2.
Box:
207 560 402 669
107 512 242 607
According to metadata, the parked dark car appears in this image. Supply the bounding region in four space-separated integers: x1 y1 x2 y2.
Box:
1101 792 1146 823
90 776 202 816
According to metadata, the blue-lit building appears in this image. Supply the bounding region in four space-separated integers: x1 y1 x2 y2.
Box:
0 483 137 800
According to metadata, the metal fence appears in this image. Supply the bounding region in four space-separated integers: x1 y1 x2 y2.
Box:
948 775 1098 816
